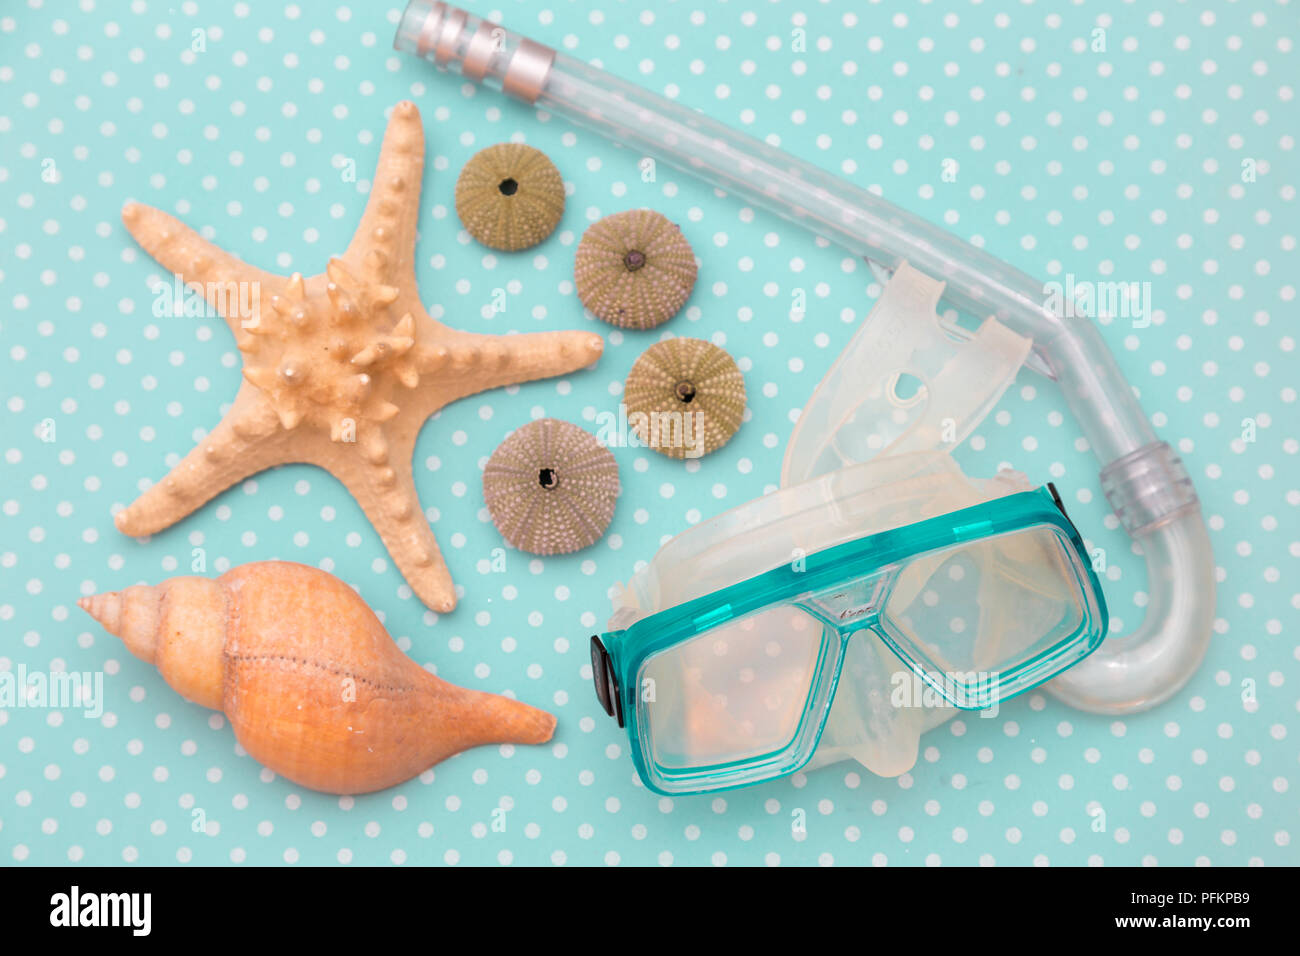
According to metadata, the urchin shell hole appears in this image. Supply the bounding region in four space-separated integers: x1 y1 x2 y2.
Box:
498 177 519 196
623 250 647 272
674 381 697 404
538 467 559 489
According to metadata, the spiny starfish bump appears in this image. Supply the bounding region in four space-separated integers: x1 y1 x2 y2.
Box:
114 100 604 612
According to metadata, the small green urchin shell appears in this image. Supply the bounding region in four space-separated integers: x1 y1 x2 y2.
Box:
623 338 746 459
455 143 565 251
574 209 697 330
482 418 620 555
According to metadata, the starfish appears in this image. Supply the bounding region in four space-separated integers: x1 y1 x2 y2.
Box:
115 101 604 612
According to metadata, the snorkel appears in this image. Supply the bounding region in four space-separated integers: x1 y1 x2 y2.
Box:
393 1 1215 716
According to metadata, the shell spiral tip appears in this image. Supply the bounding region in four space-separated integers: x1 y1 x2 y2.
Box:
77 591 123 637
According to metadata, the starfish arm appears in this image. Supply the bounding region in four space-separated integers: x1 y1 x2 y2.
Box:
340 100 425 288
114 386 288 537
121 202 284 343
329 448 457 613
424 329 606 399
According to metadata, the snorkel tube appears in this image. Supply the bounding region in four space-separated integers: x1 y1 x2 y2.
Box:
394 1 1216 714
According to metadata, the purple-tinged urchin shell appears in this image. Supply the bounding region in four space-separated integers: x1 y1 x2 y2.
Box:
623 338 746 459
574 209 697 330
455 143 565 252
482 418 620 555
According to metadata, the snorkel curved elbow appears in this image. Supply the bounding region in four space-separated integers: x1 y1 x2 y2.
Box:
947 275 1217 714
394 0 1216 714
1046 437 1216 712
861 251 1218 715
1048 502 1216 713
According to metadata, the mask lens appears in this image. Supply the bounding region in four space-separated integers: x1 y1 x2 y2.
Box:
639 605 825 771
879 525 1094 706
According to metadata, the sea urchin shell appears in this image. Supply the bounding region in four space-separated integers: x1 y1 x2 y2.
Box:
483 418 620 555
455 143 565 251
623 338 746 459
574 209 697 330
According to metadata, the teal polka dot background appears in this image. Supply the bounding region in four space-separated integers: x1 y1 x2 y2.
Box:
2 0 1296 866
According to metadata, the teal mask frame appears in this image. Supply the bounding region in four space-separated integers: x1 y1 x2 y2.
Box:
591 485 1109 796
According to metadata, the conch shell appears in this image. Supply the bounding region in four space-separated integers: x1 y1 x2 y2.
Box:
77 561 556 794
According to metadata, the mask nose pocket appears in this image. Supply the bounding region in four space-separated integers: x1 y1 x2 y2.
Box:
804 627 924 778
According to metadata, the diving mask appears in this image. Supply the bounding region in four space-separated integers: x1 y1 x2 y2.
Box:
592 452 1107 795
592 264 1109 795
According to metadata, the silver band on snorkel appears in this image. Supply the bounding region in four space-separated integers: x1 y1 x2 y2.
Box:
396 0 555 103
393 1 1216 716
